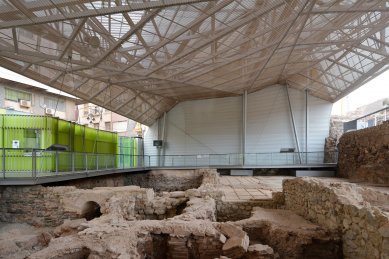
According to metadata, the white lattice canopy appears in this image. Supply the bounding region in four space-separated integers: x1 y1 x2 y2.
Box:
1 0 389 125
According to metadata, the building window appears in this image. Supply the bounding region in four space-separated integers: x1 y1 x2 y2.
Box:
105 122 111 130
94 123 99 129
113 121 127 132
44 96 65 112
5 88 32 102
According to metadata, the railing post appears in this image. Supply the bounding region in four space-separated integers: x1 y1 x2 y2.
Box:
55 151 58 175
85 153 88 172
71 152 75 172
32 149 36 179
96 154 99 170
3 149 6 179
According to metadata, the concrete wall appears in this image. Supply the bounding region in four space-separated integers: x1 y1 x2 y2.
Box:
144 85 332 164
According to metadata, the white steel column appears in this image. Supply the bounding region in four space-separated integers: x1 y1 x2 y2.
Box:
285 85 302 164
242 90 247 166
305 89 308 164
161 112 167 166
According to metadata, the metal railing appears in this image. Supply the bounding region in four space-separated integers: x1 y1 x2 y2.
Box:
145 151 338 168
0 148 145 179
344 106 389 132
0 148 337 180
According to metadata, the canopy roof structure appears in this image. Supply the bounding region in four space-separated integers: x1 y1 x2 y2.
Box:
0 0 389 125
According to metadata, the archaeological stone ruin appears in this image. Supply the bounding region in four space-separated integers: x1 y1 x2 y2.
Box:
0 121 389 259
0 165 388 259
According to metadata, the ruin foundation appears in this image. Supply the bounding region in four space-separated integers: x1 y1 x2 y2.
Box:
0 170 388 259
338 121 389 184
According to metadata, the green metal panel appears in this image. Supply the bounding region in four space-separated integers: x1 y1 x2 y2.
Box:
0 115 120 174
119 136 132 168
73 124 85 152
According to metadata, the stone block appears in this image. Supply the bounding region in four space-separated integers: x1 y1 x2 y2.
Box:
170 191 186 198
245 244 274 259
222 235 249 259
219 223 246 238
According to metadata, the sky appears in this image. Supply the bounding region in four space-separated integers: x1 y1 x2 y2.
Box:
332 68 389 115
0 67 76 99
1 66 389 115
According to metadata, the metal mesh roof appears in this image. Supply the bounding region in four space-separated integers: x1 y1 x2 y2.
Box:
1 0 389 125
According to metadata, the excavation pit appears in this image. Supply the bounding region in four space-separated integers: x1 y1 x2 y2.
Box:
1 170 388 259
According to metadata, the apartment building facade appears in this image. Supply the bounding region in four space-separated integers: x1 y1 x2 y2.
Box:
0 78 79 120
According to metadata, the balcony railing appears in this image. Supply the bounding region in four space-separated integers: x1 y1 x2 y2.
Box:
0 148 337 180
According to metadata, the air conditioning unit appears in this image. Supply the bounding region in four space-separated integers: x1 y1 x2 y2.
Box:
19 99 31 108
45 108 55 116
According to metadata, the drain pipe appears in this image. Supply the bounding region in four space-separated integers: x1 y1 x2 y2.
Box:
285 85 302 164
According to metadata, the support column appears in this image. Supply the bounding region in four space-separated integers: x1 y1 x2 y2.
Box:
161 112 167 167
242 90 247 166
305 89 308 164
285 85 302 164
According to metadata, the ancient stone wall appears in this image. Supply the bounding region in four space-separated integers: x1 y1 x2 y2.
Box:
216 200 279 222
0 169 217 227
125 169 203 192
283 178 389 259
0 186 79 226
47 169 203 191
338 121 389 184
324 115 348 163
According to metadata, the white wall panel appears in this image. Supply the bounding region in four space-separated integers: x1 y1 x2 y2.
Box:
164 96 242 155
246 85 332 155
144 122 159 165
144 85 332 164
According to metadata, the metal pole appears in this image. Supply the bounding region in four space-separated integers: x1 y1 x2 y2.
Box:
3 148 5 179
32 149 36 179
55 151 58 175
285 85 302 164
242 90 247 166
161 112 167 167
71 152 75 172
305 89 308 164
85 153 88 171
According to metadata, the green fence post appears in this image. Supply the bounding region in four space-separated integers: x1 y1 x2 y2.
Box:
2 149 5 179
71 152 75 172
32 149 36 179
55 151 58 175
85 153 88 172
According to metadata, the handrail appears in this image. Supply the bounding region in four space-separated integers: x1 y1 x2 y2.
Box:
0 149 338 180
344 106 389 132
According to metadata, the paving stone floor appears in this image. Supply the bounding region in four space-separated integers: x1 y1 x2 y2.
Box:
220 176 293 201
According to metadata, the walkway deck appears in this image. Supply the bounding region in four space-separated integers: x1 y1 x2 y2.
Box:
220 176 291 201
0 164 336 185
